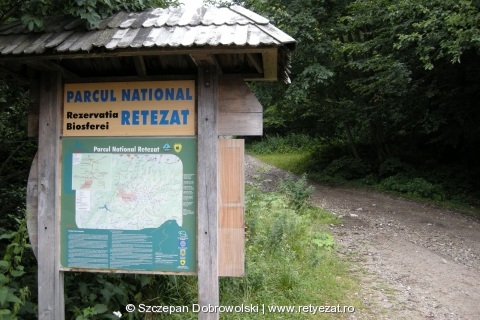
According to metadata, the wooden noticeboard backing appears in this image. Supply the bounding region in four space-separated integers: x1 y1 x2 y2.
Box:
31 67 255 320
218 139 245 277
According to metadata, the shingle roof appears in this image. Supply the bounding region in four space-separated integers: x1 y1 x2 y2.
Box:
0 5 296 83
0 5 296 55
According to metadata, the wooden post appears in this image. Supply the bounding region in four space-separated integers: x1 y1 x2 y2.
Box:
197 63 219 319
37 72 64 319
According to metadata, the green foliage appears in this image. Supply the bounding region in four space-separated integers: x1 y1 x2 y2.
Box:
245 0 480 187
311 232 335 252
394 0 480 69
378 157 414 178
0 158 360 319
0 0 180 30
0 218 37 320
247 133 320 154
0 83 37 230
229 182 361 317
320 156 371 181
255 153 311 175
65 272 198 319
276 174 315 210
378 174 446 201
251 135 480 208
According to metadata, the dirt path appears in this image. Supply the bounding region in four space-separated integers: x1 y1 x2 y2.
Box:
245 155 480 320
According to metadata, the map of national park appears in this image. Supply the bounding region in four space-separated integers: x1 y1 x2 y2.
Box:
72 153 183 230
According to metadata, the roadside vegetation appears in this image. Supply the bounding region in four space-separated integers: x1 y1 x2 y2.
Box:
2 0 479 317
1 172 364 319
248 134 480 216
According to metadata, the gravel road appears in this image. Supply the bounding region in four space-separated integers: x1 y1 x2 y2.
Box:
245 155 480 320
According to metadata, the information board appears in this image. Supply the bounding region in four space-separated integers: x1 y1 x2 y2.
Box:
63 80 195 136
60 137 196 273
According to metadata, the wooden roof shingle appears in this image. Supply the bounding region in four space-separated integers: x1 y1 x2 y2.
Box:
0 5 295 54
0 5 296 83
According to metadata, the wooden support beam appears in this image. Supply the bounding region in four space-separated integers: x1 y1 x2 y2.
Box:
190 53 222 74
37 72 64 319
24 60 79 79
133 56 147 77
246 53 263 74
190 53 217 66
262 49 278 81
197 63 219 320
28 79 40 138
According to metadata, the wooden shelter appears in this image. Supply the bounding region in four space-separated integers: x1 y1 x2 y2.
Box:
0 5 295 83
0 4 295 320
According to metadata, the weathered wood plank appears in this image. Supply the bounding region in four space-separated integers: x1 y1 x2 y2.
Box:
28 77 40 138
26 152 38 258
218 75 262 113
262 48 278 81
246 53 263 73
229 5 269 24
117 28 140 48
133 56 147 77
218 112 263 136
217 74 263 136
37 72 64 319
24 60 79 80
197 63 219 320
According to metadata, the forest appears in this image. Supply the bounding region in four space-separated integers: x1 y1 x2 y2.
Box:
0 0 479 318
243 0 480 207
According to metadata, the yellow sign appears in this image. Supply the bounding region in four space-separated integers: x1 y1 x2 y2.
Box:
174 143 182 153
63 81 196 136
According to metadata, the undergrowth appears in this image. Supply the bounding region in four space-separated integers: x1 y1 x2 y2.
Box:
248 134 480 214
1 174 362 319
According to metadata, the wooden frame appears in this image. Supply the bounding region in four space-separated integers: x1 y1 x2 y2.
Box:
37 72 64 319
196 62 220 320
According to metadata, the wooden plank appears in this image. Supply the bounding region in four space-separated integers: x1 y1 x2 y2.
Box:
218 75 262 113
219 207 244 228
37 72 64 319
246 53 263 74
28 79 40 137
197 63 219 320
0 46 276 62
218 139 244 209
218 112 263 136
229 5 269 24
133 56 147 76
219 228 245 277
218 139 245 277
24 60 79 80
218 75 263 136
262 48 278 81
26 152 38 258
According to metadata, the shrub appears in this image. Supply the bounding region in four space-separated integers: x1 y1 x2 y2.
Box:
247 134 319 154
378 174 446 201
0 217 37 320
378 157 413 178
318 156 371 182
276 174 315 210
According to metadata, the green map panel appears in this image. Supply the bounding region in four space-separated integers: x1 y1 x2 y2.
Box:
60 137 196 273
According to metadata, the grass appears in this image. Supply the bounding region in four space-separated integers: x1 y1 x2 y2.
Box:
148 175 366 319
216 181 364 319
251 146 480 218
256 152 311 175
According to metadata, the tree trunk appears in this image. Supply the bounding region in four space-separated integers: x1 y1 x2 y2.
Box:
344 123 360 160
